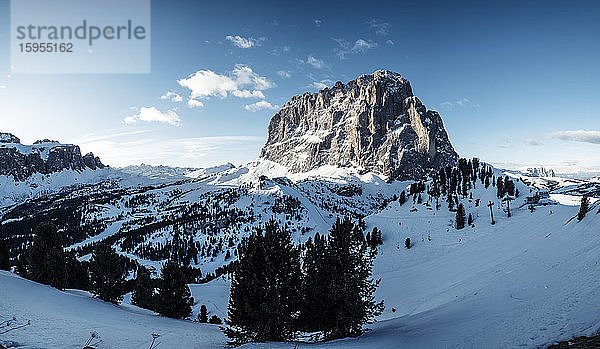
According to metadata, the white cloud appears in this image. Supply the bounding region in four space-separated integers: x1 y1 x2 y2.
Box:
549 130 600 145
124 107 181 126
225 35 264 48
187 99 204 108
277 70 291 78
160 91 183 102
369 19 391 36
0 85 6 89
314 19 322 27
311 79 334 90
352 39 377 53
232 90 265 98
306 55 325 69
244 100 280 112
386 39 394 46
283 46 290 52
177 65 274 103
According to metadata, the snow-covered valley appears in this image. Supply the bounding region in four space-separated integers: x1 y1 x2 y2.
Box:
1 159 600 348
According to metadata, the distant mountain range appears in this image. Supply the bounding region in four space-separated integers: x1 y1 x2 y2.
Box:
0 132 104 181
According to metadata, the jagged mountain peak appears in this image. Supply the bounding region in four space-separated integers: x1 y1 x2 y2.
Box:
0 132 20 144
0 132 105 181
259 70 458 180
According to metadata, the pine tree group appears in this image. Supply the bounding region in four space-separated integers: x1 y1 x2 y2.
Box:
132 267 155 311
89 243 127 304
156 260 194 319
224 217 382 345
25 224 67 289
366 227 383 249
577 195 590 221
224 220 302 345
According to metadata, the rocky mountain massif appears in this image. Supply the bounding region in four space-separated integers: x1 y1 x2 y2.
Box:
0 132 104 181
260 70 459 180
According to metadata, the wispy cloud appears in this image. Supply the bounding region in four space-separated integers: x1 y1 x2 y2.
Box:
333 38 377 59
314 19 322 27
124 107 181 126
439 98 476 111
368 19 391 36
549 130 600 144
352 39 377 53
78 135 265 167
306 55 325 69
311 79 334 90
524 138 542 146
225 35 265 48
160 91 183 102
70 129 154 144
277 70 291 78
244 100 279 112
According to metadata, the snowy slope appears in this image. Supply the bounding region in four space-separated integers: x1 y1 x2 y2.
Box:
2 161 600 348
0 271 226 349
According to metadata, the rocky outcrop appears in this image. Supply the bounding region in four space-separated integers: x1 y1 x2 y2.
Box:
0 133 105 180
259 70 459 180
526 167 556 177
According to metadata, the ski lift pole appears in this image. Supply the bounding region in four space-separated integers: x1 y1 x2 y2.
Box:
487 201 495 225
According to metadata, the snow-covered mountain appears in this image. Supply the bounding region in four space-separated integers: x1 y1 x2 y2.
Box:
119 162 236 180
260 70 458 180
525 167 556 177
0 133 104 181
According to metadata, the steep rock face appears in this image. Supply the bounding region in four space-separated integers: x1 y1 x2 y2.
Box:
0 133 105 180
259 70 459 180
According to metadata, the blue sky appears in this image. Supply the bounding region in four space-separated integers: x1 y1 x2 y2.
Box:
0 0 599 174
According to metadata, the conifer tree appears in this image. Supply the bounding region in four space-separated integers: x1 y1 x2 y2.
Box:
317 217 383 339
398 191 406 205
65 253 89 290
405 237 411 249
456 204 466 230
132 267 155 311
156 260 193 319
577 195 590 221
497 177 504 198
300 233 335 333
89 243 126 304
199 304 208 323
0 238 10 271
468 213 473 226
26 224 66 289
224 220 302 345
